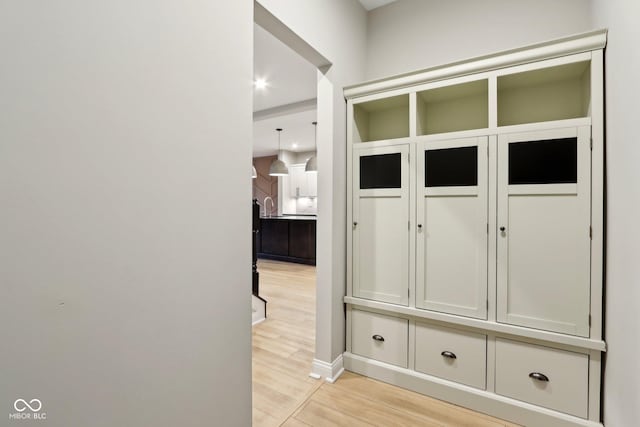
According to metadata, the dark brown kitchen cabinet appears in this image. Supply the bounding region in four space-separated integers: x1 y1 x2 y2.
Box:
289 220 316 261
260 219 289 256
258 218 316 265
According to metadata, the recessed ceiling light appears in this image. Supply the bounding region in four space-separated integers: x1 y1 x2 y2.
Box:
292 143 298 149
254 78 268 90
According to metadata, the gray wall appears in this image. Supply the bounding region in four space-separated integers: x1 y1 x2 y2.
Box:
591 1 640 426
365 0 593 80
0 1 252 426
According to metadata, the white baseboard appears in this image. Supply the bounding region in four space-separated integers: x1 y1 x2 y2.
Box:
251 295 266 326
310 354 344 383
344 352 603 427
252 317 266 326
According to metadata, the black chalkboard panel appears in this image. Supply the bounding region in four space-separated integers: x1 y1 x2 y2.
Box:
509 138 577 185
425 146 478 187
360 153 402 189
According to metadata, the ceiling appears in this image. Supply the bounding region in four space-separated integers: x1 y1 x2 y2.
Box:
253 1 397 156
253 24 317 112
253 24 317 156
253 109 317 158
358 0 397 11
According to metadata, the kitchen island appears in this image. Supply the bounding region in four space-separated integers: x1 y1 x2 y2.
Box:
258 215 316 265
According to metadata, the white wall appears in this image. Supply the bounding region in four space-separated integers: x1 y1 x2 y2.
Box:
366 0 593 80
296 197 318 215
0 2 252 426
257 0 367 368
292 150 317 165
590 1 640 425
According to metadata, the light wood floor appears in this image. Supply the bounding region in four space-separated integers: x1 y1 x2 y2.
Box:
253 259 519 427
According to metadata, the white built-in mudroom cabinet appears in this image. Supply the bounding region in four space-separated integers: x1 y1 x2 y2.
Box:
344 30 606 427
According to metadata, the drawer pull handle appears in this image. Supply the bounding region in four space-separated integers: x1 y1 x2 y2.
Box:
372 334 385 342
441 351 457 359
529 372 549 382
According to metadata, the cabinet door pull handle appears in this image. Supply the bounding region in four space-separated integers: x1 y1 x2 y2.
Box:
417 224 422 229
529 372 549 382
372 334 385 342
353 222 358 227
499 226 506 232
441 351 457 359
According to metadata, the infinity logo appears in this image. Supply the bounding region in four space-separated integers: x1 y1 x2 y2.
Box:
13 399 42 413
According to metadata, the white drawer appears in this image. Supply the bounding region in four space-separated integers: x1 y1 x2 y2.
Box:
415 322 486 389
495 338 589 418
351 309 408 368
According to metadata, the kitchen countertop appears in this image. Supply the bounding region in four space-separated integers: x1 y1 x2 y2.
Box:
260 215 317 221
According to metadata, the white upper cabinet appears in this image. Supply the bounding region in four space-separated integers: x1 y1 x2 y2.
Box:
497 126 592 336
307 168 317 196
289 164 317 198
289 165 303 197
416 137 488 319
352 145 410 305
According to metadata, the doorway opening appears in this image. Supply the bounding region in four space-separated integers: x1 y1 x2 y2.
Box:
251 3 333 425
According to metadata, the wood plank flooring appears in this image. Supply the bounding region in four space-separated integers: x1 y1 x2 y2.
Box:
253 259 519 427
253 260 319 427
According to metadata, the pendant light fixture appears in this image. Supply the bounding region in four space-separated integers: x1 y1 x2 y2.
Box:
269 128 288 176
305 121 318 173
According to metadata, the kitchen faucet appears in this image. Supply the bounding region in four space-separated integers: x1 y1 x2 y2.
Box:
263 196 274 217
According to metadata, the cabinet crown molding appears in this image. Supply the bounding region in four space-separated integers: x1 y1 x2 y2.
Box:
344 29 607 99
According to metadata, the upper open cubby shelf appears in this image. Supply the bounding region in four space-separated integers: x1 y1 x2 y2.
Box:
497 61 591 126
353 94 409 143
350 50 596 144
417 80 488 135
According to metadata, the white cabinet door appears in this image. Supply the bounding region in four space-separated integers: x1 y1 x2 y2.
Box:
497 127 591 336
288 165 298 198
353 145 409 305
306 170 317 197
416 137 488 319
289 165 307 198
289 164 316 198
